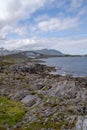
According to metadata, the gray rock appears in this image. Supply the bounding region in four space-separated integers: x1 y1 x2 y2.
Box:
48 80 79 99
76 116 87 130
9 90 28 101
32 82 45 90
21 95 37 107
0 88 9 96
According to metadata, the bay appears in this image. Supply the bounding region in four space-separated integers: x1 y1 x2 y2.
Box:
41 57 87 77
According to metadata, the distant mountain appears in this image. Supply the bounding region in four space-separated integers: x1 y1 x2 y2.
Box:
0 48 63 58
0 48 21 56
22 51 41 58
22 49 63 58
33 49 63 56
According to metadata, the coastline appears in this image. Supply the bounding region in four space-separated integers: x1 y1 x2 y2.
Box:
0 56 87 130
39 56 87 78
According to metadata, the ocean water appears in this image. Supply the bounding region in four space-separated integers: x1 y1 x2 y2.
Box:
41 57 87 77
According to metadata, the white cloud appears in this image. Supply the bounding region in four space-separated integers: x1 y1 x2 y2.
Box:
0 0 48 30
0 0 86 55
0 0 46 21
37 17 79 32
1 37 87 54
0 0 50 38
70 0 83 10
0 0 85 37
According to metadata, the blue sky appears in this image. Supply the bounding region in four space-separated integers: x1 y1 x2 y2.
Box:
0 0 87 54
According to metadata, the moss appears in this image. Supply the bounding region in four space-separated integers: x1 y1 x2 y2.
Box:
44 101 58 108
0 96 27 127
30 91 37 95
14 118 76 130
14 128 24 130
1 55 25 64
45 96 58 102
30 92 44 99
0 61 13 67
44 96 58 108
67 109 74 114
15 75 25 81
56 112 65 118
63 119 77 129
24 119 69 130
42 86 52 91
0 125 7 130
37 93 44 99
25 122 43 130
23 114 77 130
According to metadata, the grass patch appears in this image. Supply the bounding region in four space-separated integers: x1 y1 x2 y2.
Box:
45 96 58 102
0 96 27 127
37 93 44 99
25 120 67 130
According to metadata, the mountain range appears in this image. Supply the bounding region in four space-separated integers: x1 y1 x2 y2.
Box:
0 48 63 57
0 48 20 56
33 49 63 56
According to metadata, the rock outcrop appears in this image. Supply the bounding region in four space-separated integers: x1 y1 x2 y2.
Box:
0 59 87 130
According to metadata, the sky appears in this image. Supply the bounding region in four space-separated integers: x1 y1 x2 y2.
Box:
0 0 87 54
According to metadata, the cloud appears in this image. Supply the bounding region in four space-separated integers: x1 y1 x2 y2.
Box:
1 36 87 54
0 0 50 38
0 0 86 55
37 17 79 32
0 0 47 22
0 0 85 37
70 0 83 10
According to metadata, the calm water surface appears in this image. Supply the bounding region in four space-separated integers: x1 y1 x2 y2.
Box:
41 57 87 77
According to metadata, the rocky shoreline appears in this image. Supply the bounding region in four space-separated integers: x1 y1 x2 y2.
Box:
0 56 87 130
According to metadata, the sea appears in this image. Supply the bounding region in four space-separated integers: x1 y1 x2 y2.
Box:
41 57 87 77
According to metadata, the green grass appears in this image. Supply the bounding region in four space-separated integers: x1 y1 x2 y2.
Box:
25 119 76 130
24 120 66 130
0 96 27 127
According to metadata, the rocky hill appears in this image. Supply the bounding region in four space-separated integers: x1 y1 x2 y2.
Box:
33 49 63 56
22 49 64 59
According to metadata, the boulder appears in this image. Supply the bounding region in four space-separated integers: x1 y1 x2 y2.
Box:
76 116 87 130
21 95 37 107
9 90 28 101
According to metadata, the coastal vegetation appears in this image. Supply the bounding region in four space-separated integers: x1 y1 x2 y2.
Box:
0 96 26 129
